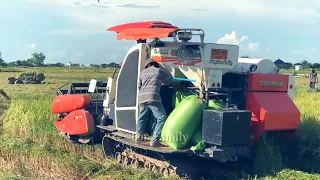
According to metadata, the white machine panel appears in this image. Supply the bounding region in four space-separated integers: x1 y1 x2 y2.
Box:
88 79 97 93
287 74 295 100
232 58 278 74
207 69 223 88
150 45 202 67
103 77 117 107
202 43 239 69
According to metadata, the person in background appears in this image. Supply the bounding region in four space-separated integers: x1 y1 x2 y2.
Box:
310 69 318 90
135 60 173 147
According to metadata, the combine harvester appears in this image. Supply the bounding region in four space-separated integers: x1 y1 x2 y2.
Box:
51 21 300 179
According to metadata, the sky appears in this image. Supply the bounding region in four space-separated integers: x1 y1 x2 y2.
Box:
0 0 319 65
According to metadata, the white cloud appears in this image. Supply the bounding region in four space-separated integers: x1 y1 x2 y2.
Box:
25 44 36 49
217 31 248 45
30 44 36 49
240 36 249 42
216 31 259 52
17 0 319 63
248 43 260 51
26 0 320 33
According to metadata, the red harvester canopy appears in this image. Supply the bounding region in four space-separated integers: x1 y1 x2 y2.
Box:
116 28 178 40
107 21 179 40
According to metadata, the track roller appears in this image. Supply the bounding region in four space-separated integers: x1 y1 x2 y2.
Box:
143 161 150 169
149 164 158 173
101 135 249 179
115 152 122 163
130 158 140 169
160 167 170 177
122 155 131 165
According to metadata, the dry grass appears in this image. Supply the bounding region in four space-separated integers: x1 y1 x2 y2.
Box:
0 67 320 179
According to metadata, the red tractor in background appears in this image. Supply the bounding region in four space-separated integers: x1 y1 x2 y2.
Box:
51 21 300 179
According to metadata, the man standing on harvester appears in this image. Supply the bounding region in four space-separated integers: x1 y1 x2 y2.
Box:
135 60 173 147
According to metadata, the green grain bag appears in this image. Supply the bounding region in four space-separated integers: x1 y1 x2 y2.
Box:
174 90 194 108
161 95 203 150
190 123 205 152
208 99 226 109
190 140 206 152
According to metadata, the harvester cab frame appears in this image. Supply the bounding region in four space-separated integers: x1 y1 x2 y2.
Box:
104 21 241 133
51 21 301 179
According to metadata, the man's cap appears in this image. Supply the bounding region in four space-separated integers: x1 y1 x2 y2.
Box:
144 58 159 68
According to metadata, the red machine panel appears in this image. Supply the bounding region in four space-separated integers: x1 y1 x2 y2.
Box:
246 92 300 145
247 73 289 92
53 109 95 136
51 94 90 113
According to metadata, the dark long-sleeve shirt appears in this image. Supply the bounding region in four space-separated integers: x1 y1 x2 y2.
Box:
138 67 173 104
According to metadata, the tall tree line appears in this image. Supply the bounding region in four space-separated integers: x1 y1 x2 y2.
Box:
0 51 119 68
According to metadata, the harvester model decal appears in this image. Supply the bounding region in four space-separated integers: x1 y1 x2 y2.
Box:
260 80 284 87
209 49 233 66
151 46 202 66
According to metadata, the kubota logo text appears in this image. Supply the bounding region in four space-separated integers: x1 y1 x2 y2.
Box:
260 80 283 87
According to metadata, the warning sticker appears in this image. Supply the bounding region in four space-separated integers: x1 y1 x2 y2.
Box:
211 49 228 60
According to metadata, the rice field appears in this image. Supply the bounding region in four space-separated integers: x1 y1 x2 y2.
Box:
0 67 320 180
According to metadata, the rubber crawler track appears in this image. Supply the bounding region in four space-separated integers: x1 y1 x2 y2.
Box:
102 134 252 180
